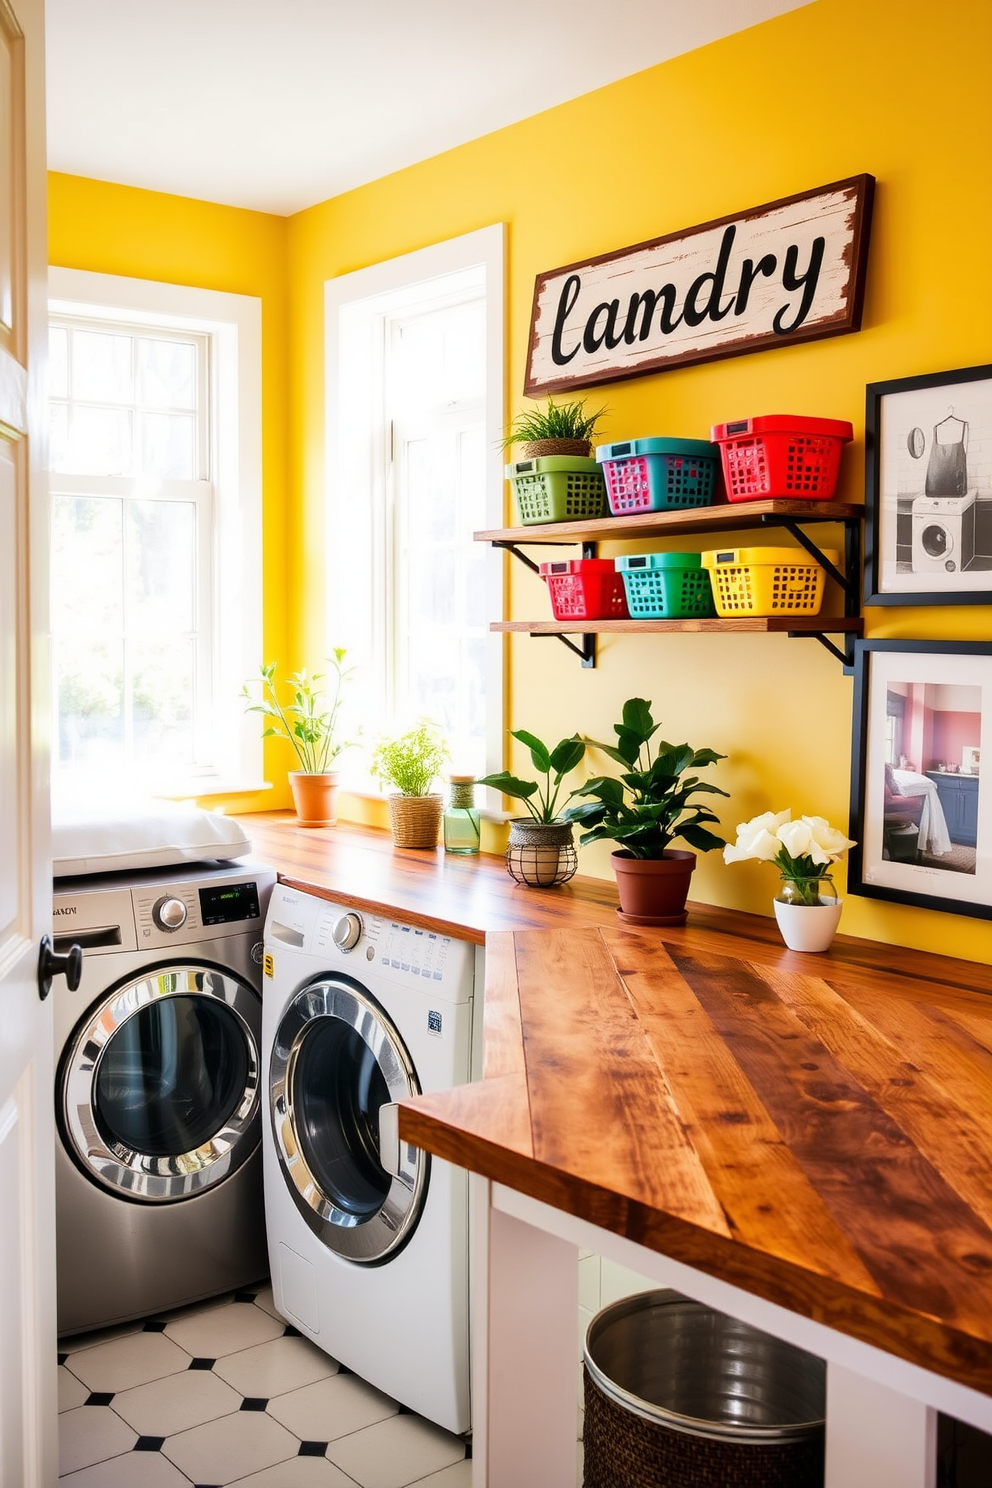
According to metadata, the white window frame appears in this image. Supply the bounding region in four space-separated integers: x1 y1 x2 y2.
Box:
324 224 505 795
48 267 264 795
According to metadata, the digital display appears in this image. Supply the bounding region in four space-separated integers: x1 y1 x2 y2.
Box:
198 881 260 926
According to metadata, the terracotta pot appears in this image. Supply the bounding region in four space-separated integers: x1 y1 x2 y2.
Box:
517 437 592 459
611 849 697 925
505 819 578 888
387 793 443 848
288 771 339 827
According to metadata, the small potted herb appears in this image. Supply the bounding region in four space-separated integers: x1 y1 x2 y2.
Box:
478 729 586 887
500 395 608 458
565 697 727 923
370 721 450 848
242 651 356 826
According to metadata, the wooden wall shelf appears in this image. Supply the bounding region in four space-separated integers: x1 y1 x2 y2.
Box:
478 499 865 670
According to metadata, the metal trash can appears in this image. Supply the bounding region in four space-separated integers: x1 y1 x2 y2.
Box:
583 1290 826 1488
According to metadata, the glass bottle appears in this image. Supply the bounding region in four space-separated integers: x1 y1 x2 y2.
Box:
443 776 480 856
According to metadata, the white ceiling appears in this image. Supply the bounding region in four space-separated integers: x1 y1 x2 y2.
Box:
45 0 810 217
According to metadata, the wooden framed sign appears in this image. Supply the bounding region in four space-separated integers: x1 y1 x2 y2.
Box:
524 174 874 396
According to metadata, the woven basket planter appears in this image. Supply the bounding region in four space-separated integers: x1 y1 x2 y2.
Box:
505 819 578 888
387 793 443 849
518 437 592 459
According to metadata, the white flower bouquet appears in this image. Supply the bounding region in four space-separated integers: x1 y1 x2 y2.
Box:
724 809 856 907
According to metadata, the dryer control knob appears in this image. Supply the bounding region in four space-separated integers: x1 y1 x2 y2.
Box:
332 913 363 952
153 896 188 931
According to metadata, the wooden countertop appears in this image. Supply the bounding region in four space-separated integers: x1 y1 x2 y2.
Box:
242 811 992 1396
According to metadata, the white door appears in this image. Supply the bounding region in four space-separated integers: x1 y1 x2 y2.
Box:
0 0 56 1484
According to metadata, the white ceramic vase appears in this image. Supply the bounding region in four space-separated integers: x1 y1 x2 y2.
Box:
772 898 843 953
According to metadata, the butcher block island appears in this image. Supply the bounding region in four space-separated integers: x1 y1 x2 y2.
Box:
243 813 992 1487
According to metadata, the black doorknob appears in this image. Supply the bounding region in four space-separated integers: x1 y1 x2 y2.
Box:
38 934 83 1002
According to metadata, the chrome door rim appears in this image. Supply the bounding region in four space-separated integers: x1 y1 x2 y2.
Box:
269 975 427 1264
61 964 261 1202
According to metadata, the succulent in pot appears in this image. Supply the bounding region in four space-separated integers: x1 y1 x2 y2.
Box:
242 650 356 827
478 729 586 888
370 720 450 849
499 395 608 459
565 697 727 924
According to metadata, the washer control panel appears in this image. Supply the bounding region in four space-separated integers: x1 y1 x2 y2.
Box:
54 864 275 953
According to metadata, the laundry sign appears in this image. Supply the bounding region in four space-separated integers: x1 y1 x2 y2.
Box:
524 175 874 396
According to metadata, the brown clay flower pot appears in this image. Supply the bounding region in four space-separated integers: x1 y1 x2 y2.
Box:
288 771 340 827
611 849 696 925
387 793 444 848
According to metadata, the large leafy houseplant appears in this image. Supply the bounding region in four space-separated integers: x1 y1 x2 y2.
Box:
477 730 585 823
478 729 587 888
565 698 727 922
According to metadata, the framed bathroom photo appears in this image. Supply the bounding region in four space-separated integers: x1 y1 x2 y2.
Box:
863 363 992 605
849 639 992 919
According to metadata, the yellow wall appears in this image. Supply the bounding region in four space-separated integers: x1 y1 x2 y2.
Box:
49 0 992 961
47 174 295 811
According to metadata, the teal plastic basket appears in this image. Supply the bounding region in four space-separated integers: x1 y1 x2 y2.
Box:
596 438 720 515
507 456 607 525
615 552 715 619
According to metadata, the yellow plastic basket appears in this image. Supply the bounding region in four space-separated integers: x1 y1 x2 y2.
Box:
701 546 839 617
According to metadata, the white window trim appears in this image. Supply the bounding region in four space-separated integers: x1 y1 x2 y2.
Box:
48 267 264 795
324 224 506 797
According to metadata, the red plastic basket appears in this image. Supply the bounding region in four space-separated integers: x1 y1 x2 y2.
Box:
710 415 853 502
539 559 629 621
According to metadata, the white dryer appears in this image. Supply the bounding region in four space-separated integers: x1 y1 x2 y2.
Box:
262 883 477 1435
912 490 976 574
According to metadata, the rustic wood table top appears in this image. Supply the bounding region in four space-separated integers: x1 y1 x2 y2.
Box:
242 811 992 1397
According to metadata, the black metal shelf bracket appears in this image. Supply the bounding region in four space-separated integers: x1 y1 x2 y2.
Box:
532 631 597 667
788 630 857 673
762 513 862 618
493 538 599 667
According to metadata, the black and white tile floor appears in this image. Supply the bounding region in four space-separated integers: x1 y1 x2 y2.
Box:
57 1283 471 1488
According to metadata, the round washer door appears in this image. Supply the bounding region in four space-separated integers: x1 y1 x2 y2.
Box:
269 975 427 1264
60 963 261 1202
921 521 952 559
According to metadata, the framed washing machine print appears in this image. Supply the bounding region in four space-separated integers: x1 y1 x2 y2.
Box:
849 639 992 920
863 363 992 605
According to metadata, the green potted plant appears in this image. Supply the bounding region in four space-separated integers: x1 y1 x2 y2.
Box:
565 697 728 924
242 650 356 827
370 720 450 848
478 729 586 887
500 395 608 458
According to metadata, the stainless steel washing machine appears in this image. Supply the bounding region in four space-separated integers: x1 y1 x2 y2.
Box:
53 860 275 1335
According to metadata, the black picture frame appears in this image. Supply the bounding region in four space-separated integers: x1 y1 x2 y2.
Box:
863 363 992 606
849 638 992 919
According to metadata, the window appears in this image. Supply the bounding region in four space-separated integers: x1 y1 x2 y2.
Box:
325 226 505 785
48 269 263 797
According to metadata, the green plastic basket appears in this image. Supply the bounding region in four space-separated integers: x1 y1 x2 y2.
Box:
507 456 607 525
616 552 715 619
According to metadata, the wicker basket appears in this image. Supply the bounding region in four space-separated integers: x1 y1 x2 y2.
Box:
518 437 591 459
583 1291 825 1488
387 793 443 848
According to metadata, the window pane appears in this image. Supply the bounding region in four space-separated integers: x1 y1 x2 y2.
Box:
71 328 133 403
52 494 126 769
137 337 196 410
126 499 195 631
54 633 124 768
66 405 133 476
137 410 195 479
132 636 194 765
49 326 69 399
